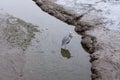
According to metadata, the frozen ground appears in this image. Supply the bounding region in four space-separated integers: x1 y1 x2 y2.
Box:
55 0 120 30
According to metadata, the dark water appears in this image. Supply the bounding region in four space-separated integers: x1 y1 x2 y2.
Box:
0 0 91 80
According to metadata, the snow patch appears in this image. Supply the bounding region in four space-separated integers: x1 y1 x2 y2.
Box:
55 0 120 30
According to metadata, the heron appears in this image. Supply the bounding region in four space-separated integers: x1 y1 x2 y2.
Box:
61 32 74 49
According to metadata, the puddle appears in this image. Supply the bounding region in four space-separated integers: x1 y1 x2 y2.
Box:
0 0 91 80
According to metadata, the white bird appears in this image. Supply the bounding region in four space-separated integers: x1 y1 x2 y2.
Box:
61 32 74 49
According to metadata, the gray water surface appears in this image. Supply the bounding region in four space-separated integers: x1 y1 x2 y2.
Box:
0 0 91 80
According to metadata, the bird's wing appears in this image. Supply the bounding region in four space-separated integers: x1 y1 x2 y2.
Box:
62 36 68 46
62 36 71 46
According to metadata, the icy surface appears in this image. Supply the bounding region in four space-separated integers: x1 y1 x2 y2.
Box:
55 0 120 30
0 10 39 80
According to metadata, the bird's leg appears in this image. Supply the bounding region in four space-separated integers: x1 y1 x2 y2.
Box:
64 45 67 49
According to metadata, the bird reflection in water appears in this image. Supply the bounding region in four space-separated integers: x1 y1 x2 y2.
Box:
61 48 72 59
